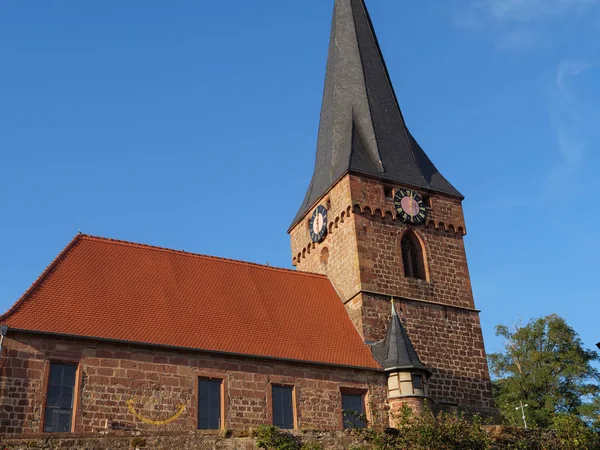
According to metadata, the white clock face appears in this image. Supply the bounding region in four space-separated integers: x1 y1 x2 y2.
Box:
312 213 324 235
401 196 420 216
309 205 328 243
394 189 427 224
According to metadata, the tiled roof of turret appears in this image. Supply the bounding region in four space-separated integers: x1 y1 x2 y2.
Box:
371 301 430 373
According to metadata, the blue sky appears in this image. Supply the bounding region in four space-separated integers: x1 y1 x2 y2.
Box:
1 0 599 357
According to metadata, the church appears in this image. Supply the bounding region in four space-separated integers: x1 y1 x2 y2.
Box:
0 0 497 436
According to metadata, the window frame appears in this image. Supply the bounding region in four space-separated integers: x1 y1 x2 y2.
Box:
267 382 297 430
401 231 428 281
41 360 81 434
196 375 226 431
270 384 296 430
412 374 423 391
340 387 369 429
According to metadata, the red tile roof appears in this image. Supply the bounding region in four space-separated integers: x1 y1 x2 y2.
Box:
1 235 379 369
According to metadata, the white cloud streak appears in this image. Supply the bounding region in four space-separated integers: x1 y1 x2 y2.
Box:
478 0 596 22
556 61 594 90
454 0 599 52
548 61 597 186
494 29 538 52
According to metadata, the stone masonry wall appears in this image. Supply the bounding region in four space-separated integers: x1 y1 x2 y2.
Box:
290 175 368 332
359 293 496 416
0 430 372 450
0 427 564 450
345 176 495 416
291 175 477 327
0 332 387 435
289 174 497 418
290 175 362 303
350 176 474 311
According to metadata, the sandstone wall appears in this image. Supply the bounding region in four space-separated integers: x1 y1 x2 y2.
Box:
290 174 497 418
0 332 387 435
0 430 369 450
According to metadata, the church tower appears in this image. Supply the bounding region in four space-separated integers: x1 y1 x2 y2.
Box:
289 0 497 418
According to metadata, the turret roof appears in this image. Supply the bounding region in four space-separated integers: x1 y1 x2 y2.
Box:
371 300 430 373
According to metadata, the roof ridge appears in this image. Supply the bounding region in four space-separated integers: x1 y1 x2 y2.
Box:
77 234 328 280
0 233 84 323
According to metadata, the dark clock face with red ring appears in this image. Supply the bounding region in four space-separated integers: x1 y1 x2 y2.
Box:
309 205 328 243
394 189 427 224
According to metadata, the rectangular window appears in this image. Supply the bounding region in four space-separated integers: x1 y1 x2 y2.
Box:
44 363 77 433
272 385 294 429
412 374 423 391
342 393 366 429
198 378 222 430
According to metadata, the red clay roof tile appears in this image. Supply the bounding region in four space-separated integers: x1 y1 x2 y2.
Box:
1 235 380 369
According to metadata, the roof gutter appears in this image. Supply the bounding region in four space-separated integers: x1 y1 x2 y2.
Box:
381 364 433 377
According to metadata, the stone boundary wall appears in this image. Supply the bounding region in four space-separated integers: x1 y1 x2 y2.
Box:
0 428 564 450
0 430 365 450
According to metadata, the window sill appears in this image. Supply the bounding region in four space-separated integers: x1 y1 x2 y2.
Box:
405 277 432 285
388 393 429 400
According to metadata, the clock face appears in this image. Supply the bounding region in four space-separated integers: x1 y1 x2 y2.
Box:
394 189 427 224
309 205 328 243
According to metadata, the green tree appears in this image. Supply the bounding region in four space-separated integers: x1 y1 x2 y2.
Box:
488 314 600 428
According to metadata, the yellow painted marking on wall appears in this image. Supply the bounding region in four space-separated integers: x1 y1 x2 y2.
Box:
127 400 186 426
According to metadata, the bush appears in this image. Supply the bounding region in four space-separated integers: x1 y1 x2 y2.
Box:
552 414 600 450
487 426 557 450
390 407 492 450
351 407 600 450
342 406 491 450
251 410 600 450
130 437 147 448
300 443 323 450
255 425 301 450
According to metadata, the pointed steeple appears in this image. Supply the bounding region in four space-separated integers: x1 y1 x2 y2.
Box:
291 0 462 228
371 299 430 373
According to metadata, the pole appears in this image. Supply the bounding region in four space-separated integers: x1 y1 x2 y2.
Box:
516 400 528 429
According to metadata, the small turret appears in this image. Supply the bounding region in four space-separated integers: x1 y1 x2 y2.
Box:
371 299 431 423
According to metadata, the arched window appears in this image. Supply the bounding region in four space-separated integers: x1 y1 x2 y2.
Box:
401 231 426 280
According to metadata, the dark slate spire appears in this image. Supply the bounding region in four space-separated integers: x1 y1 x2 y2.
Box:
291 0 462 228
371 300 430 373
